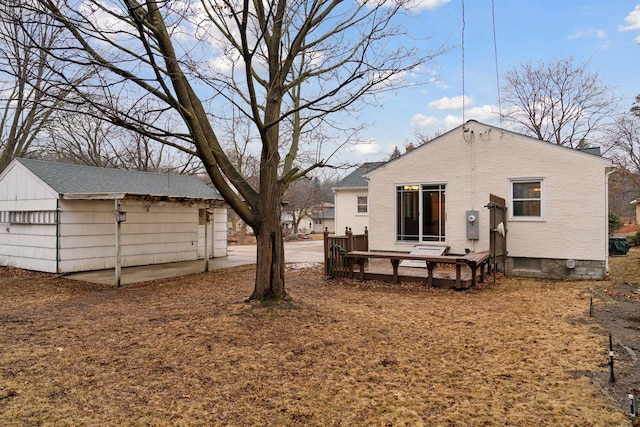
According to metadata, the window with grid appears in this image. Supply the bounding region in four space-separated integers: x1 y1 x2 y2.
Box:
512 180 542 218
356 196 368 214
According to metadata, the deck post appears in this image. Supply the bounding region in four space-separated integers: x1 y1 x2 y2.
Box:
391 259 400 284
426 262 434 287
323 228 329 276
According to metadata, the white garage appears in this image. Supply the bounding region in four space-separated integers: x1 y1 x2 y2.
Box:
0 158 227 282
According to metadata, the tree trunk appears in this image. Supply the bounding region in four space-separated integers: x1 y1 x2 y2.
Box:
250 197 286 301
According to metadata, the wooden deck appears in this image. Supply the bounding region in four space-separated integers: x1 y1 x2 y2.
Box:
362 260 475 289
346 251 490 290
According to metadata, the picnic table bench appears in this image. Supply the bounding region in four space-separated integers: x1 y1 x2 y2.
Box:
346 250 490 288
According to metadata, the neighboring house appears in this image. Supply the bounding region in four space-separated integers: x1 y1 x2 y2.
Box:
310 205 335 234
0 158 227 275
630 198 640 225
338 120 615 280
333 162 384 235
281 203 335 234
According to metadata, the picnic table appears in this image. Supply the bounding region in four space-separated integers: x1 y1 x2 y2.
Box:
346 250 490 288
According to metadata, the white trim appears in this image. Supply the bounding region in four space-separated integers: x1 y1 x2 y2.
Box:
509 178 545 221
355 194 369 215
394 182 447 243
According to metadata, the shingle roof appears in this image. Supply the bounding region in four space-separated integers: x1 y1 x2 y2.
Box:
334 162 384 188
312 207 334 219
17 158 222 200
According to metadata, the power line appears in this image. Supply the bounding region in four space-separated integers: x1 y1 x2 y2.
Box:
461 0 466 124
491 0 502 123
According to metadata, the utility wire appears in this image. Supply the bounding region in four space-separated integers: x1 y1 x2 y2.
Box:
491 0 502 123
461 0 466 125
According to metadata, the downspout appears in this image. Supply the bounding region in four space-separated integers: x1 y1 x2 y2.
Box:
56 198 60 274
114 197 125 287
204 204 211 272
605 167 616 275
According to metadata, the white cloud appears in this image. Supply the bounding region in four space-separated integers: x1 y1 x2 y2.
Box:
208 52 242 74
428 95 473 110
620 5 640 31
567 29 607 41
465 105 500 122
407 0 450 10
443 114 463 129
364 0 450 11
348 138 381 156
410 104 499 132
411 114 440 128
567 31 585 40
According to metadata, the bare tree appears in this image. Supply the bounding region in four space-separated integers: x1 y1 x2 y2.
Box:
608 166 638 223
282 178 322 236
216 110 260 244
632 95 640 118
500 57 619 148
608 111 640 222
0 3 88 171
28 0 442 301
44 110 200 172
611 115 640 179
44 113 119 167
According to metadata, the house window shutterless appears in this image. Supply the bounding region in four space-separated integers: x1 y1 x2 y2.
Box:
356 195 368 214
511 180 543 218
396 184 446 242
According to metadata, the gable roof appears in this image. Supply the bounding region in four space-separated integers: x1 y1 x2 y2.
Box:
15 158 222 200
333 162 385 189
442 121 611 163
366 120 613 179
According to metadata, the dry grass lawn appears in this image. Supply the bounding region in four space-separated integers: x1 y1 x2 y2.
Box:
0 259 634 426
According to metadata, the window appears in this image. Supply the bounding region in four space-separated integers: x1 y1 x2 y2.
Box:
356 196 368 214
512 180 542 218
396 184 446 242
315 218 323 225
0 211 57 224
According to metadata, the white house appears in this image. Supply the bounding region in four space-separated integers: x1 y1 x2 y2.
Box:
0 158 227 276
310 206 335 234
339 121 615 280
333 162 383 235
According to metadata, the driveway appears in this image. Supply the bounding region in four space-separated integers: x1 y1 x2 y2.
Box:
65 240 324 286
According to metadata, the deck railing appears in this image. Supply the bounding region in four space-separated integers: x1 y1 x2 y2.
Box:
324 227 368 278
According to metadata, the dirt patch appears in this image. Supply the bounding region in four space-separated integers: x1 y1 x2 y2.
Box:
590 250 640 424
0 259 638 425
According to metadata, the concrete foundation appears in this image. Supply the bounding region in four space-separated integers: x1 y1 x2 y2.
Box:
506 257 606 280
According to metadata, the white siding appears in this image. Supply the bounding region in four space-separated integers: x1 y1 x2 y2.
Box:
0 223 58 272
0 162 58 211
334 188 369 236
0 162 59 272
58 199 201 273
0 160 229 273
368 122 611 262
212 207 228 257
197 206 228 258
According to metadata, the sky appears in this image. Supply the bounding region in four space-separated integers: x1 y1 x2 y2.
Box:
344 1 640 163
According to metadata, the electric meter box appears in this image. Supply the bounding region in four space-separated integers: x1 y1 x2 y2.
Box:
466 210 479 240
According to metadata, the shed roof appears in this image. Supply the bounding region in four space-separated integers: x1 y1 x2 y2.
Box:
333 162 385 189
15 158 222 200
